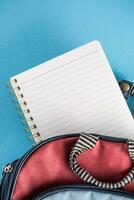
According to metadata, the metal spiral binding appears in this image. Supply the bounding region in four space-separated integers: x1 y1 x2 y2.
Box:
28 132 40 141
7 78 41 144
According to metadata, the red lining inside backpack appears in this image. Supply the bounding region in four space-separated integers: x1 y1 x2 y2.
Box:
13 137 134 200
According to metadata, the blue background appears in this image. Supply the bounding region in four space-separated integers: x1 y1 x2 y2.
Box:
0 0 134 177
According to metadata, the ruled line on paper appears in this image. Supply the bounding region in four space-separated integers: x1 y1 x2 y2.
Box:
39 96 126 127
38 104 126 133
25 66 110 102
21 54 102 91
24 64 114 106
45 116 128 138
26 77 121 114
20 50 98 85
26 77 119 114
37 97 122 126
73 126 133 138
21 53 101 91
23 60 104 97
31 85 122 123
49 119 132 138
37 98 125 129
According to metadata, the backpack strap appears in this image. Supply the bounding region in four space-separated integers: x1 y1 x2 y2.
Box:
70 132 134 189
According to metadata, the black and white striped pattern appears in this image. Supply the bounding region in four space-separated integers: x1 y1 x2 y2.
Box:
70 133 134 189
128 140 134 161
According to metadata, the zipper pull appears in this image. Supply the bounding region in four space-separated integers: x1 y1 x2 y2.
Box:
3 164 13 173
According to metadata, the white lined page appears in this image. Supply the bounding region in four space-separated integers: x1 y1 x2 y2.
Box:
11 41 134 141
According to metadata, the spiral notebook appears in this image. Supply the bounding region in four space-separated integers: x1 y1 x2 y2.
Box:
9 41 134 143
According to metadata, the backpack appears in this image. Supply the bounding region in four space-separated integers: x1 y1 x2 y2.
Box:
1 133 134 200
